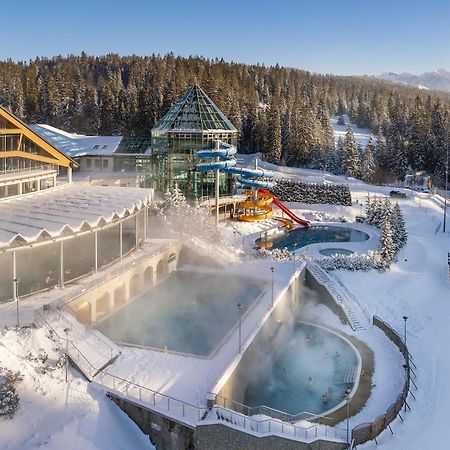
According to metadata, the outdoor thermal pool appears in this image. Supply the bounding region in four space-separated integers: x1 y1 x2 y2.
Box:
244 322 360 416
94 271 265 357
257 225 369 252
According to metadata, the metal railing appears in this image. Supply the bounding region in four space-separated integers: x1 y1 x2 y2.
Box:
34 310 100 379
212 394 333 425
52 309 116 360
351 316 417 448
98 371 207 425
207 405 346 442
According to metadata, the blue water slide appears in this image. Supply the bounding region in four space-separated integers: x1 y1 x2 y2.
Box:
224 167 274 178
239 178 276 189
196 159 237 171
195 140 276 189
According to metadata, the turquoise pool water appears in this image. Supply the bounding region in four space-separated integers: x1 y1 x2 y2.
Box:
258 225 369 251
94 271 264 357
244 323 359 416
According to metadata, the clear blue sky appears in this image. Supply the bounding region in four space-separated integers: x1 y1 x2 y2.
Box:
2 0 450 75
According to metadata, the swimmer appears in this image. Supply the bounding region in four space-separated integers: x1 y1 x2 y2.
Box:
328 386 334 394
335 351 341 357
308 376 314 391
322 392 329 403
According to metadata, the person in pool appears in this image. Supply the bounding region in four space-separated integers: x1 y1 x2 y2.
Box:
308 376 314 391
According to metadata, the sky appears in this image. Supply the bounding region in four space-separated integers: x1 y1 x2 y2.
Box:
1 0 450 76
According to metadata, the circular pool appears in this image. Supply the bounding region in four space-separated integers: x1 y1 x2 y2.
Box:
319 248 354 257
256 225 369 251
244 322 360 416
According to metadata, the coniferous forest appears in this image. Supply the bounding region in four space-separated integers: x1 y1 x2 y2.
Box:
1 53 449 185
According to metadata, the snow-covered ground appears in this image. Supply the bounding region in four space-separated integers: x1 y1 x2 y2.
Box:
0 159 449 449
332 114 372 148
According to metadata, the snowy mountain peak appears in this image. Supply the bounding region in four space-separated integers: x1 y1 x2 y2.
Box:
378 68 450 93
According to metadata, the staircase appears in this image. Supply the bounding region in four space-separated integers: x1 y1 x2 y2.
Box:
35 308 121 380
306 262 368 332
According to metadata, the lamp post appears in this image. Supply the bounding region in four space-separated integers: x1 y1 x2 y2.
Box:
237 303 243 353
346 394 350 449
403 363 409 413
13 278 20 328
270 267 275 308
64 327 71 382
403 316 408 347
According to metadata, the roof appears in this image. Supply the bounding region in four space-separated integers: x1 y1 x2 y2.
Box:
0 184 152 250
152 84 237 132
0 105 76 168
29 124 123 157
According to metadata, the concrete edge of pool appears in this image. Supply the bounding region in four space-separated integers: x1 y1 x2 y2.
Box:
296 321 363 420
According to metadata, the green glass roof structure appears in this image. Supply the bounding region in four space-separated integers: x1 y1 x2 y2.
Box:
152 84 237 132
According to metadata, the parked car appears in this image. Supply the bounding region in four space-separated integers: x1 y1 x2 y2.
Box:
389 190 407 198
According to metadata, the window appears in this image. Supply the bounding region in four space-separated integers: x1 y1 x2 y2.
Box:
102 159 109 169
95 159 100 168
93 145 99 150
102 145 108 149
86 159 92 168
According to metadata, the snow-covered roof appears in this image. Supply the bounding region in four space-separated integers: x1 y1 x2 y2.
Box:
29 124 123 157
0 184 152 250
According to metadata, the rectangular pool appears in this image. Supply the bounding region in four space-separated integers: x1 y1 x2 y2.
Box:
94 271 265 357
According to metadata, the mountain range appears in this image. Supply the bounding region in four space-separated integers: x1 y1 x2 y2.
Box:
378 69 450 93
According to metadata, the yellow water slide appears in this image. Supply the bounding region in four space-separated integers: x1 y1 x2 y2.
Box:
237 190 274 222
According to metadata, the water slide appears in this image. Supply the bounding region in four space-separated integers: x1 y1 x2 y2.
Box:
196 141 309 226
259 189 310 227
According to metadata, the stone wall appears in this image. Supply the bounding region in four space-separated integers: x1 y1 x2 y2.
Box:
304 269 349 326
108 393 196 450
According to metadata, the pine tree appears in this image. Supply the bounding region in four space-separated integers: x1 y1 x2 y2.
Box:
344 123 361 178
362 137 376 183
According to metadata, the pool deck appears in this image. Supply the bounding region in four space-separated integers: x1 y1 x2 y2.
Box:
101 259 303 407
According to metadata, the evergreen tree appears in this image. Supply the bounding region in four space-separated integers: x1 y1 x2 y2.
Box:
362 137 376 183
344 123 361 177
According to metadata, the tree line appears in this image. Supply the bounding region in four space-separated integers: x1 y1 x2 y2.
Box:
0 53 449 184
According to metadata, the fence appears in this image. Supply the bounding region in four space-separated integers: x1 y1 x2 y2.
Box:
34 310 100 379
208 405 346 442
212 394 334 426
351 316 417 448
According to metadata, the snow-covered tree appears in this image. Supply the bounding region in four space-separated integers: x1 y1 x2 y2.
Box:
362 136 376 183
344 123 361 178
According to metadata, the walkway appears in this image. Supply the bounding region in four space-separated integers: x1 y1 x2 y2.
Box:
306 261 370 332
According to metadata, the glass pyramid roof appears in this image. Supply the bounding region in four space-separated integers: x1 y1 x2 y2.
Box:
152 85 237 132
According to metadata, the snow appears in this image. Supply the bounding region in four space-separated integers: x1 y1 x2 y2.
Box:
0 158 449 449
0 327 153 450
332 115 372 149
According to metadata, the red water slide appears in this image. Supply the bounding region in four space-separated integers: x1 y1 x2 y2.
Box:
259 189 310 228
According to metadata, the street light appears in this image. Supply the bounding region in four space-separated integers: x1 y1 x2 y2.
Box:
13 278 20 328
346 394 350 449
64 327 71 382
403 316 408 347
403 363 409 413
237 303 243 353
270 267 275 308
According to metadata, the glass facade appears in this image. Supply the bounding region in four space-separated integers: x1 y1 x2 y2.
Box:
151 85 238 199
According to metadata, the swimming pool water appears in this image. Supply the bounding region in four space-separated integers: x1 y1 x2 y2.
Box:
319 248 354 257
94 271 264 357
244 323 359 415
258 225 369 251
